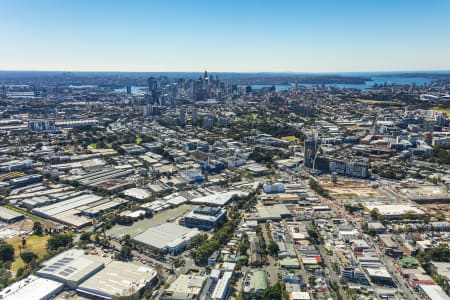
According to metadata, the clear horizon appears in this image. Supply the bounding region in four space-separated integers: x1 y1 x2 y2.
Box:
1 69 450 74
1 0 450 72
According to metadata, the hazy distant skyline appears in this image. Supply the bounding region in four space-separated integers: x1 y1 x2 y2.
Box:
1 0 450 72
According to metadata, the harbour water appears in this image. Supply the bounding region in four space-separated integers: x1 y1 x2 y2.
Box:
246 75 439 91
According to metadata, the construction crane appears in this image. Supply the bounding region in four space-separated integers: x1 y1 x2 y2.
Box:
312 143 322 173
310 129 322 173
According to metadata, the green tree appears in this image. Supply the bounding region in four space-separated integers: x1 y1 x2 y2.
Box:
262 282 286 300
0 241 14 262
20 252 37 265
307 227 321 244
268 241 279 256
16 267 25 278
80 232 91 242
117 245 132 261
47 233 73 250
32 221 43 236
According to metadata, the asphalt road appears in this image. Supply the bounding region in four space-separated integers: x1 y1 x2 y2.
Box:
318 244 348 300
373 244 417 300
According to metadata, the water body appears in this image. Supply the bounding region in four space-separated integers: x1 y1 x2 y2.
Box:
68 84 98 88
245 84 292 91
247 76 435 91
114 86 148 93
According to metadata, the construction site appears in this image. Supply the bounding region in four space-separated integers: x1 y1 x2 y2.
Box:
315 175 394 201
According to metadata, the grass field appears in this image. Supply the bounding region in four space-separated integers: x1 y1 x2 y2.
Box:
357 99 396 104
432 107 450 116
135 137 143 144
8 235 50 273
88 143 97 149
247 113 258 119
281 136 299 143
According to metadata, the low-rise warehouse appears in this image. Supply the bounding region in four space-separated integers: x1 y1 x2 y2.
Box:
133 222 200 255
77 261 157 300
160 274 207 300
32 194 126 227
0 275 64 300
37 249 106 288
364 203 424 219
190 191 247 206
122 187 151 201
255 204 292 221
0 206 24 223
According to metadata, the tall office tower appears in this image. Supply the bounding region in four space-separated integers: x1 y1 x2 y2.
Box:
143 105 152 117
126 85 132 94
148 77 158 104
28 119 56 133
194 79 205 101
203 115 215 129
231 84 238 96
303 137 317 168
148 77 158 91
179 106 186 127
191 107 198 125
144 104 161 117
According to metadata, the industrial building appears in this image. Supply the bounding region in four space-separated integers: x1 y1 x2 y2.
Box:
364 203 424 219
0 275 64 300
77 261 157 300
76 167 134 188
0 206 24 223
9 174 43 187
243 269 268 296
122 187 151 201
32 193 126 227
180 206 227 230
254 204 293 221
133 222 200 255
190 190 247 206
37 249 106 289
0 159 33 172
160 274 207 300
418 284 450 300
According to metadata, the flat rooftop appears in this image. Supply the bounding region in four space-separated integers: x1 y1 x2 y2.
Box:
364 203 424 216
257 204 291 219
165 274 207 297
0 206 23 221
190 190 247 206
37 249 107 286
77 261 157 299
0 275 63 300
133 222 200 250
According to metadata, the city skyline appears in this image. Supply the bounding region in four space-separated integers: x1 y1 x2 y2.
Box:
1 0 450 72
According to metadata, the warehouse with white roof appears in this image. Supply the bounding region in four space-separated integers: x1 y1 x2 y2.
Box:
37 249 106 288
77 261 157 299
133 222 200 255
0 275 63 300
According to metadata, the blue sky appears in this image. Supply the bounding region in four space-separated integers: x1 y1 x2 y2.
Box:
1 0 449 72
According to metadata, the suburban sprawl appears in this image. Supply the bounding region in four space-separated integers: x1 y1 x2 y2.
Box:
0 71 450 300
